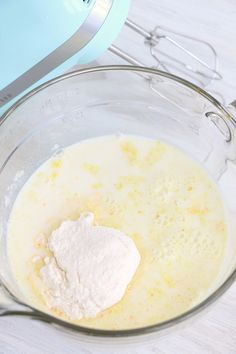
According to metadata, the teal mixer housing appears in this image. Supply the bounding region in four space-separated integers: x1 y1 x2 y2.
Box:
0 0 130 115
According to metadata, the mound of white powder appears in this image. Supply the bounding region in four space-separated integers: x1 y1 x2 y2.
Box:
40 213 140 320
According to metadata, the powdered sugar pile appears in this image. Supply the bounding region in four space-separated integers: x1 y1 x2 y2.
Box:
40 213 140 320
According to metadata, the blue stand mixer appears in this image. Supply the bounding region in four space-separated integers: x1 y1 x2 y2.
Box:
0 0 221 115
0 0 130 112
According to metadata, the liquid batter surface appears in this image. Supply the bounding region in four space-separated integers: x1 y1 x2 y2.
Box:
7 135 227 329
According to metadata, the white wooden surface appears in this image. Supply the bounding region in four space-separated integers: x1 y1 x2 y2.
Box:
1 0 236 353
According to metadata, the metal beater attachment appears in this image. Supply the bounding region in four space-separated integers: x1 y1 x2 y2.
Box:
109 19 222 88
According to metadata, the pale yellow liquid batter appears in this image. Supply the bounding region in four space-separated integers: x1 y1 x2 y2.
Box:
7 135 227 329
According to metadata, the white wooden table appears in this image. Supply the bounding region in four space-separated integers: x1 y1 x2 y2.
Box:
1 0 236 353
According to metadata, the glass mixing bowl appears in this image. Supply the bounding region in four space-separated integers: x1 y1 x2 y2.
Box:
0 66 236 346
